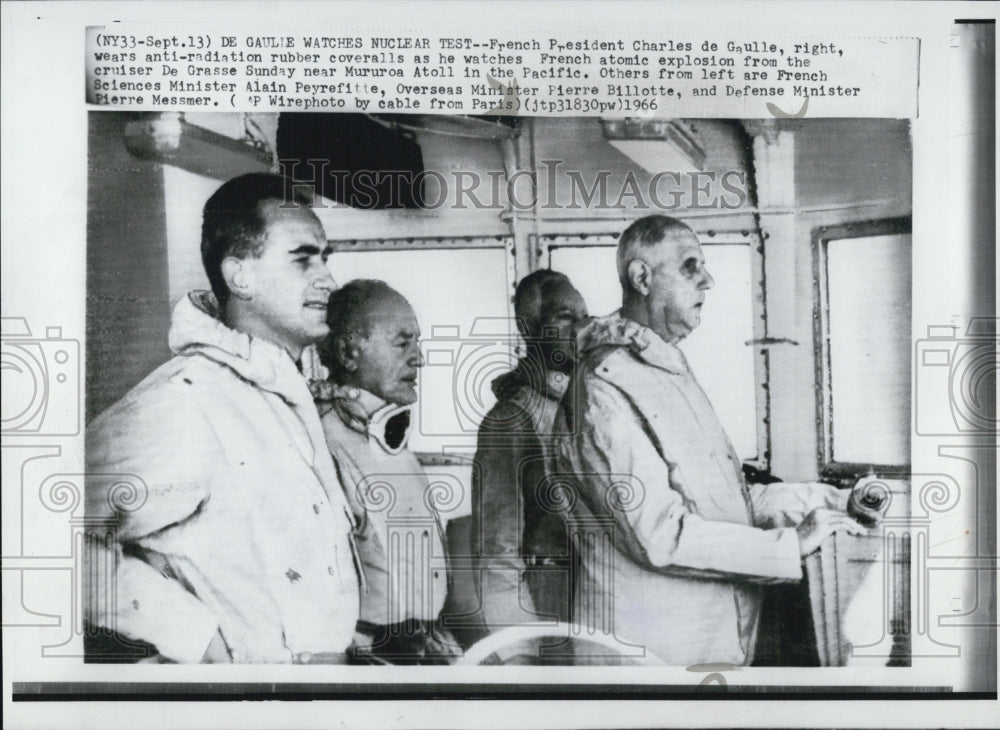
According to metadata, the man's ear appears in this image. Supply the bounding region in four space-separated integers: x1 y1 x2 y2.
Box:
221 256 253 301
626 259 651 297
334 335 360 373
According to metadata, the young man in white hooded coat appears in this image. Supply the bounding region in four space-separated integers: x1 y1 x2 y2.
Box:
85 173 360 664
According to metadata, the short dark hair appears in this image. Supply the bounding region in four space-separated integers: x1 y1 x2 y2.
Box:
513 269 570 338
318 279 401 381
200 173 315 307
616 215 696 288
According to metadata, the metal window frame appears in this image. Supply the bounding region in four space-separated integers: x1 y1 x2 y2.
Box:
812 216 913 482
330 234 514 252
535 229 770 470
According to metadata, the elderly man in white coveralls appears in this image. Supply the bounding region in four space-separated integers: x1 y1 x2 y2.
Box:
555 215 863 666
315 279 457 664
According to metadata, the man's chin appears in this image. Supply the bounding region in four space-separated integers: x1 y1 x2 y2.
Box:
393 387 418 406
305 322 330 341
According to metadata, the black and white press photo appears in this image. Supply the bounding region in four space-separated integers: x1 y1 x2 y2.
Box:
1 3 995 729
83 109 916 670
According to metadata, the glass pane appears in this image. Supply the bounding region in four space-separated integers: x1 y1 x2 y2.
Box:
550 244 759 459
684 246 759 461
549 245 621 319
328 248 513 455
826 233 911 465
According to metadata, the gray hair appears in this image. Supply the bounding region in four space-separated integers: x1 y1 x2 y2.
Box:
318 279 403 380
616 215 696 289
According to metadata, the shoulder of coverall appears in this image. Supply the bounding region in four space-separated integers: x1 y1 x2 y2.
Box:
560 312 680 435
571 312 651 371
491 366 527 401
477 387 537 440
90 290 305 438
168 290 312 407
481 362 547 431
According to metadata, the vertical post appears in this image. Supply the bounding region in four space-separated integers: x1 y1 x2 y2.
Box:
743 121 816 479
500 122 539 284
947 21 996 693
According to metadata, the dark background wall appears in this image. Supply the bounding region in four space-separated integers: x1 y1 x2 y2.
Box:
86 113 172 422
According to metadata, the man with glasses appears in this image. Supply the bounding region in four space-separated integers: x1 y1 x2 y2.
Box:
315 279 457 664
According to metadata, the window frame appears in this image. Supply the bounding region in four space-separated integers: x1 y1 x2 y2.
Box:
812 216 913 483
536 229 770 470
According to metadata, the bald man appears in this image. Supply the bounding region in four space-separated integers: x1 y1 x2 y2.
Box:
471 270 589 638
555 215 861 666
315 279 457 664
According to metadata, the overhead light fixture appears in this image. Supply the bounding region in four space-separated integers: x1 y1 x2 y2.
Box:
600 118 707 175
124 112 273 180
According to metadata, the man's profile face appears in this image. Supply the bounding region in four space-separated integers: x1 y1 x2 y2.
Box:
536 279 588 373
645 230 714 343
352 294 424 406
241 201 335 353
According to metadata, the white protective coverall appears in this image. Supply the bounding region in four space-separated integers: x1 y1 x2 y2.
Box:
86 292 360 663
556 313 841 666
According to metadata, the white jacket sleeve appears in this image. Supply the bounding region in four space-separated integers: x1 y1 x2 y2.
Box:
557 377 801 582
748 481 849 528
86 391 221 663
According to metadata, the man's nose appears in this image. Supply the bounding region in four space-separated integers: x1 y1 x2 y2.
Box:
699 267 715 290
314 264 337 293
413 347 426 368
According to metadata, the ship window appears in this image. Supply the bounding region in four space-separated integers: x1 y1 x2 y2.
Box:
815 219 911 469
